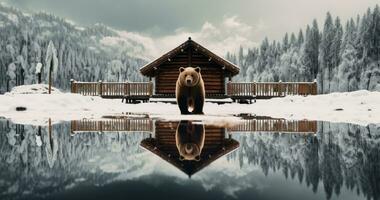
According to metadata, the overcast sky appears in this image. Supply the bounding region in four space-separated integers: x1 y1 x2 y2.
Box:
1 0 379 56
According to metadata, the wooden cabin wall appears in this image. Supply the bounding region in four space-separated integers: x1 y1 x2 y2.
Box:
155 47 225 96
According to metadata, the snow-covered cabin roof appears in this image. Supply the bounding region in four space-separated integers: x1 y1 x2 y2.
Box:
139 37 240 77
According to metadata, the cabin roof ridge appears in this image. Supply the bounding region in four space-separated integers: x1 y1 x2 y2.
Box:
139 38 240 77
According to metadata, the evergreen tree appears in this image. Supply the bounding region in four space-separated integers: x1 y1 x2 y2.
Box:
299 22 320 82
226 5 380 93
290 33 297 47
238 46 246 80
283 33 290 52
0 4 147 93
338 21 358 91
310 19 321 80
297 29 304 48
330 17 343 92
319 12 335 93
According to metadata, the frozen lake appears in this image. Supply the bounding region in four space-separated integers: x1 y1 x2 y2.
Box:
0 114 379 200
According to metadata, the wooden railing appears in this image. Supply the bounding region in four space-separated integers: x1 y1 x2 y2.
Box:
227 81 317 98
70 118 317 134
71 80 153 98
227 82 256 96
71 118 154 133
71 80 316 99
227 118 317 133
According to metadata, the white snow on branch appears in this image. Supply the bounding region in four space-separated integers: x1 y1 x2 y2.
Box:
35 63 42 74
45 40 59 78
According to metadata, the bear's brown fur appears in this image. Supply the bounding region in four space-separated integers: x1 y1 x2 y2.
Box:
175 120 205 161
176 67 205 114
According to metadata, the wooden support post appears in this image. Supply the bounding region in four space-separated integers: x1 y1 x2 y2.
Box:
227 81 231 96
149 81 153 96
70 79 75 93
37 73 41 84
48 118 53 150
278 80 282 97
99 80 103 96
125 81 129 96
37 126 41 136
252 82 256 96
48 58 53 94
70 121 75 134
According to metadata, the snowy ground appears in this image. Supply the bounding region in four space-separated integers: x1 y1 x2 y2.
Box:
0 84 379 126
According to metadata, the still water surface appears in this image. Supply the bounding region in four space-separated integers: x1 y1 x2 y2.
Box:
0 115 379 200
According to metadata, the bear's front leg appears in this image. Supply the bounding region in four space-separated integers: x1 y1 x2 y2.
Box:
192 95 204 114
177 96 191 114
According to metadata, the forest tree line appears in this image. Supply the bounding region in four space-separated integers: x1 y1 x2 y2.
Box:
227 5 380 93
0 5 146 93
1 5 380 94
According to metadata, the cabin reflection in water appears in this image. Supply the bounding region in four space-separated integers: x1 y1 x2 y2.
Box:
70 116 317 177
141 121 239 177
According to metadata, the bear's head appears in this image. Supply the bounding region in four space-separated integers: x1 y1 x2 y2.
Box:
179 143 201 161
175 121 205 161
178 67 201 87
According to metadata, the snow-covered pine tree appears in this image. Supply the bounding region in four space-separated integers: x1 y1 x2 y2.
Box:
338 20 358 91
0 5 147 93
245 48 258 81
297 29 304 48
6 63 17 91
299 26 312 81
238 46 245 81
45 40 58 94
330 17 343 92
363 5 380 90
319 12 335 93
224 5 380 93
282 33 290 52
356 8 372 90
310 20 321 80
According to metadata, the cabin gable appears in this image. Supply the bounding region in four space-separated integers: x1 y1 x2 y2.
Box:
155 47 226 96
139 38 239 97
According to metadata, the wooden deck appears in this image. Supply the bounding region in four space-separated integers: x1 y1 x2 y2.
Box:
70 80 317 103
70 80 153 102
70 118 317 134
227 81 317 102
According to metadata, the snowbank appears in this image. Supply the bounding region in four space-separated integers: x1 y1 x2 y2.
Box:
9 84 61 94
0 87 379 126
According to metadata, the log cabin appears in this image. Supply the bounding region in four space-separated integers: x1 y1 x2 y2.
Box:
139 37 240 98
71 37 317 102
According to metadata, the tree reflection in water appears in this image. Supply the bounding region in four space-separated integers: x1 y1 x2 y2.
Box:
229 122 380 199
0 119 379 200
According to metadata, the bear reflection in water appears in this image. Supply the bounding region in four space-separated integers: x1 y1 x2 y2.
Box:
176 120 205 161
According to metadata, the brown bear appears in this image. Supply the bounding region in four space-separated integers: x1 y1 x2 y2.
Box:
175 120 205 161
176 66 205 114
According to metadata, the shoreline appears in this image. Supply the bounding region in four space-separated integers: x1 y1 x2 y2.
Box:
0 89 379 126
